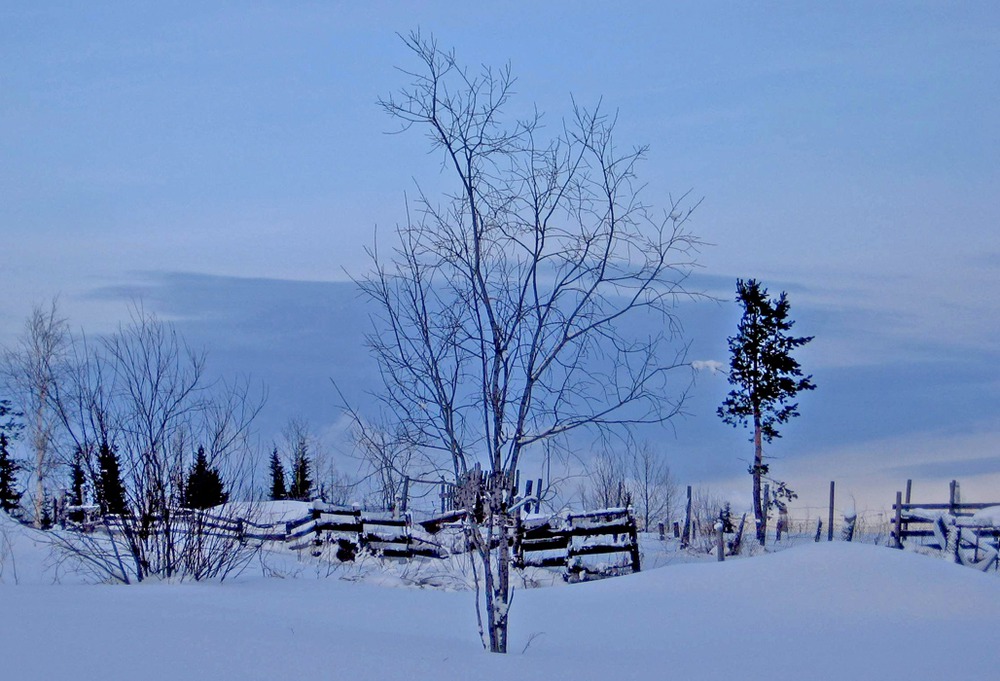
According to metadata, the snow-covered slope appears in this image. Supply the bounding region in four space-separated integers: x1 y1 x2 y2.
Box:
2 513 998 681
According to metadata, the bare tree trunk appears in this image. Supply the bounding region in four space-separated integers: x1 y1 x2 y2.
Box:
494 522 510 653
33 385 47 527
472 480 512 654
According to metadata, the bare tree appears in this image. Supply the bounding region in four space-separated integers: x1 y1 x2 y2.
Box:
2 299 70 527
365 32 701 653
50 306 265 582
630 442 677 532
343 407 444 512
579 449 630 511
351 420 411 511
579 442 676 530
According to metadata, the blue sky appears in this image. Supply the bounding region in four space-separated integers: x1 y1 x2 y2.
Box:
2 2 998 512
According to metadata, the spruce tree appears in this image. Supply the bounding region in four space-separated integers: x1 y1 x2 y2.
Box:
0 399 24 516
718 278 815 544
95 440 127 516
68 448 87 522
268 447 287 501
288 438 312 501
185 446 228 510
0 433 22 515
39 492 53 529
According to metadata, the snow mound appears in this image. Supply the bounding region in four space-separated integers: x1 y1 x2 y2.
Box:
2 539 998 680
0 512 67 585
972 505 1000 525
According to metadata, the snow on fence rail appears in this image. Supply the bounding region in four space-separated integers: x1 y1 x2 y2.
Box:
891 479 1000 572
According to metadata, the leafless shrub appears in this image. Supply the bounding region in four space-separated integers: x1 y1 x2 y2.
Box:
48 306 266 582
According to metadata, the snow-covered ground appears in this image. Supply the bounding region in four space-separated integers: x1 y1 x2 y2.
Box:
2 511 999 680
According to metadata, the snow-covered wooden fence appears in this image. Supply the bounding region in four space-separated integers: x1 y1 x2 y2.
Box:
514 508 641 581
891 480 1000 571
64 501 642 578
283 504 449 560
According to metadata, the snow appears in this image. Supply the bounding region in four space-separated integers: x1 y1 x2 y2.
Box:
2 512 999 680
972 505 1000 525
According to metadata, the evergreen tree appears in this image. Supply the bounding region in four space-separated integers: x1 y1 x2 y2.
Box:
95 440 127 516
0 399 24 516
0 432 20 515
68 448 87 522
288 437 312 501
718 503 735 533
268 447 287 501
39 491 53 529
718 279 815 544
185 446 228 510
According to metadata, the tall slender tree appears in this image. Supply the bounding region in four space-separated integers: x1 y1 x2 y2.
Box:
68 448 87 522
1 299 69 526
268 447 287 501
0 399 24 515
95 440 127 516
718 278 815 544
288 438 312 502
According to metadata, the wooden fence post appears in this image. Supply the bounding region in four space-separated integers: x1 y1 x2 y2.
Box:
730 513 747 556
902 478 912 540
814 518 822 542
762 484 770 546
628 516 641 573
716 517 725 562
682 486 692 547
827 481 835 542
893 491 903 549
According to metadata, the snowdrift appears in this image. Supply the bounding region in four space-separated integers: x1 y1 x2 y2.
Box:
2 514 999 681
